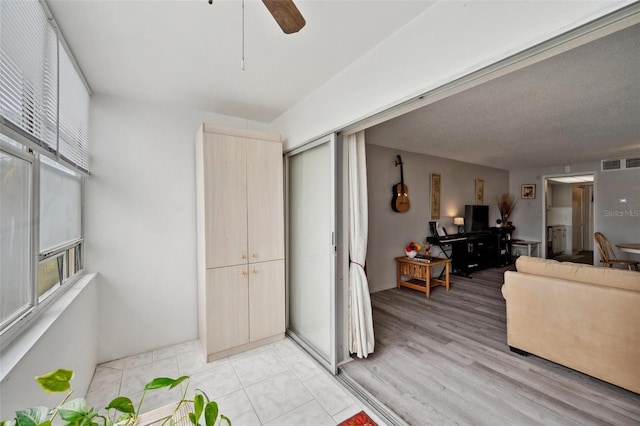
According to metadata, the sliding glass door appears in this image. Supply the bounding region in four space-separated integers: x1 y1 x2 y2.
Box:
286 134 337 373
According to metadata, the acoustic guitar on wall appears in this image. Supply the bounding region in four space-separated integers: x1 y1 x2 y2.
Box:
391 155 410 212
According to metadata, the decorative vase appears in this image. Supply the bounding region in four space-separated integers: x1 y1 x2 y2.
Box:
406 250 417 258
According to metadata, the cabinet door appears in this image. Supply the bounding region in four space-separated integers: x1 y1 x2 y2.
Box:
206 265 249 353
246 139 284 263
203 134 248 268
248 260 285 342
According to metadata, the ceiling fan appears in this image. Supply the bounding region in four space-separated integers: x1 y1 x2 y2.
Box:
208 0 306 34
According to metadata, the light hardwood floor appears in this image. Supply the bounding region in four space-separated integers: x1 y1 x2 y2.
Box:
340 266 640 425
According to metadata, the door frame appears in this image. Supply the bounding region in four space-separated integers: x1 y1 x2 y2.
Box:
284 133 339 374
541 172 597 260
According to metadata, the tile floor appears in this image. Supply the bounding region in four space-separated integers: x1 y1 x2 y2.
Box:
85 337 387 426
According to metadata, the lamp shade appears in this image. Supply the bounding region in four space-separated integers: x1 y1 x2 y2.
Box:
453 217 464 226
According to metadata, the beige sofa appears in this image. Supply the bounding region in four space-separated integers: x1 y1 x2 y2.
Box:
502 256 640 394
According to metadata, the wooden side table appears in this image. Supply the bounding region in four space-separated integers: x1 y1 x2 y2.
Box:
395 256 450 298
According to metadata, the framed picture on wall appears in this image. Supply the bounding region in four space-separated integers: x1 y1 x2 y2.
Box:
475 178 484 204
522 184 536 199
430 173 441 220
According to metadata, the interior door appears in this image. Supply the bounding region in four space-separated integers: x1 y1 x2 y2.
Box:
573 186 585 252
286 134 337 374
583 184 594 251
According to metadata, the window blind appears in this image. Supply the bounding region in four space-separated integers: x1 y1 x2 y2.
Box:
0 0 57 148
0 0 90 174
59 43 90 172
39 156 82 252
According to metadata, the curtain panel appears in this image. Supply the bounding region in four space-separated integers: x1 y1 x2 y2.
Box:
347 131 375 357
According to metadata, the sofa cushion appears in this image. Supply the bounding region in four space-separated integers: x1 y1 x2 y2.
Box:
515 256 640 292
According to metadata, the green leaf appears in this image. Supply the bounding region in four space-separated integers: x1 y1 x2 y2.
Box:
105 397 135 414
194 389 210 403
187 413 196 426
1 421 16 426
203 402 218 426
168 376 189 390
38 421 51 426
80 414 98 426
193 394 204 423
143 378 175 390
16 407 49 426
114 414 131 424
59 398 89 422
35 369 74 393
220 415 231 426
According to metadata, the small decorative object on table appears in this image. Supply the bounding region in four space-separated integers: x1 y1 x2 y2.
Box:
405 241 421 258
423 241 432 256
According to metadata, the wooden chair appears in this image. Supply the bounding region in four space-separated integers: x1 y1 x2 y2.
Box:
594 232 640 271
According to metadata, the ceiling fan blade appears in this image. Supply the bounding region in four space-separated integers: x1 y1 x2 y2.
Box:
262 0 306 34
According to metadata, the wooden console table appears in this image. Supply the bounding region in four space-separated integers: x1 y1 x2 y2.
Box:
395 256 450 298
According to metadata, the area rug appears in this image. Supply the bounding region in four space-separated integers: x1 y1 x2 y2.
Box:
337 410 378 426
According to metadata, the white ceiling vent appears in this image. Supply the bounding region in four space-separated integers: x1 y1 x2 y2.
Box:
602 159 622 171
625 157 640 169
602 158 640 171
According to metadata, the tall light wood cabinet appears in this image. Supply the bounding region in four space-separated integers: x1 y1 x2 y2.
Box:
196 124 285 362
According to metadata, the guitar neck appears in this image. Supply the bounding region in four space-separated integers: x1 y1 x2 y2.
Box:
397 155 405 186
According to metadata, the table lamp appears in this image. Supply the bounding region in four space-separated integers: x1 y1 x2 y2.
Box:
454 217 465 234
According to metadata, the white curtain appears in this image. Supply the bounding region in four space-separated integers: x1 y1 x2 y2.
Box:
347 131 375 357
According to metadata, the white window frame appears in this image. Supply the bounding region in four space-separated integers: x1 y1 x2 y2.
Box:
0 136 85 347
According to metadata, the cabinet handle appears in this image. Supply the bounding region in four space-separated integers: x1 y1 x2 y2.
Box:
240 254 246 259
251 253 257 258
241 271 247 276
252 269 258 274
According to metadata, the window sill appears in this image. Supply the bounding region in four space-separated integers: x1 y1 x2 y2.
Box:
0 273 97 383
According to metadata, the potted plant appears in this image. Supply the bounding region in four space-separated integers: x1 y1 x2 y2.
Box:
0 369 231 426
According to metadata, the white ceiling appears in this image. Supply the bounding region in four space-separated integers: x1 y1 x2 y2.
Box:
47 1 640 171
46 0 436 122
365 21 640 171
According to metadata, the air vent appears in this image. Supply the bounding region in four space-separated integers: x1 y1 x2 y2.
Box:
602 159 621 171
601 157 640 171
625 157 640 169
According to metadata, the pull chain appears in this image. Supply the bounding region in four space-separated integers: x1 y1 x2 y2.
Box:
241 0 245 71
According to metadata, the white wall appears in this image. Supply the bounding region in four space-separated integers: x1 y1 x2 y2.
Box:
0 276 97 419
592 167 640 263
365 143 508 293
509 162 640 262
272 1 629 150
88 94 270 362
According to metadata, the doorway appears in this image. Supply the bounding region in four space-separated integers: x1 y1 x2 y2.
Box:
544 174 594 263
